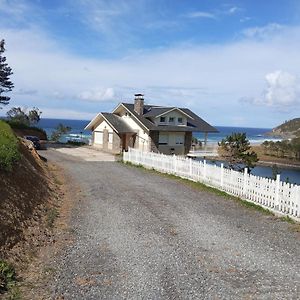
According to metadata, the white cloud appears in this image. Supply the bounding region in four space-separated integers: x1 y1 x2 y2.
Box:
38 107 95 120
227 7 239 14
78 88 115 102
242 23 285 39
241 71 300 110
2 23 300 126
186 11 216 19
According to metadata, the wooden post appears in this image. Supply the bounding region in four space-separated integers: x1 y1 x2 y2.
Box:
243 168 248 196
173 154 177 174
275 174 281 210
220 163 224 188
203 160 207 180
189 158 193 177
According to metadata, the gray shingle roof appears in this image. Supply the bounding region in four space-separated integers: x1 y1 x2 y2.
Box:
101 113 135 133
143 107 175 117
121 103 218 133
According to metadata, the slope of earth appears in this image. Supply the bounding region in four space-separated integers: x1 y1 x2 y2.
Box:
268 118 300 138
0 138 64 298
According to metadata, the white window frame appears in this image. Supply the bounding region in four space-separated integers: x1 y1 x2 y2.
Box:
159 133 168 145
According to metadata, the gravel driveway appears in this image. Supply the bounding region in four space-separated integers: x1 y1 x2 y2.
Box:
42 148 300 299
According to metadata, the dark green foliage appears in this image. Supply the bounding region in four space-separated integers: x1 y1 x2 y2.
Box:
0 260 16 293
7 107 29 125
0 120 20 171
6 120 47 136
6 107 42 126
218 132 258 172
262 138 300 160
28 107 42 125
0 39 14 107
67 141 86 146
271 164 280 180
51 123 71 142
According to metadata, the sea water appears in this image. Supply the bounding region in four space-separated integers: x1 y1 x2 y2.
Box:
38 118 300 184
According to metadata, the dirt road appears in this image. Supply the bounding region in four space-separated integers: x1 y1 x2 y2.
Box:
40 147 300 299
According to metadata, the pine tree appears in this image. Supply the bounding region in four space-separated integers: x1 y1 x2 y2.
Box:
218 132 258 172
0 39 14 107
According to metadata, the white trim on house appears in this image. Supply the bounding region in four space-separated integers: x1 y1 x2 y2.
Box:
155 107 194 120
113 103 150 132
84 113 102 130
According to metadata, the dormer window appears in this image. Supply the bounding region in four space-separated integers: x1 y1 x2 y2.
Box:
178 117 183 124
169 117 174 123
160 116 166 123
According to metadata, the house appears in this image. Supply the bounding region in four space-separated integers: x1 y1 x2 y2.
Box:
85 94 218 155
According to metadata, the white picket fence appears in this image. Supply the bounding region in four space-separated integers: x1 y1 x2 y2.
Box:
123 147 300 221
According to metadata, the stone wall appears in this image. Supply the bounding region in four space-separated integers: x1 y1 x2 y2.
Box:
103 129 108 151
149 131 159 153
184 132 192 154
112 132 121 153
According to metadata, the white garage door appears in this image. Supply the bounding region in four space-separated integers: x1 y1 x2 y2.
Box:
94 132 103 144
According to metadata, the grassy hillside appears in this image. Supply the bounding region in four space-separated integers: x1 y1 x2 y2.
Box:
270 118 300 138
0 120 20 170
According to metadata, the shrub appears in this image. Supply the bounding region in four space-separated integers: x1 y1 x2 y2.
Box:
6 120 47 138
0 120 20 171
0 260 16 293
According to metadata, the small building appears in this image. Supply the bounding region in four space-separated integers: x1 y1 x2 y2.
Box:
85 94 218 155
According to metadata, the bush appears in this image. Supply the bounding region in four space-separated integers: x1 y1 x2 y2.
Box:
0 260 16 293
0 120 20 171
67 140 86 146
6 120 47 138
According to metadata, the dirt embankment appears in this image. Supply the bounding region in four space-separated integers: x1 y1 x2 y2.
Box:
0 140 61 264
13 128 47 140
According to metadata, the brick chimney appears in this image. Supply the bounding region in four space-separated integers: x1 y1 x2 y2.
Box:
134 93 144 115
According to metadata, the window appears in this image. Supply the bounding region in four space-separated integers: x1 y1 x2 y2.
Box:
160 116 166 123
178 117 183 124
175 134 184 145
169 117 174 123
108 133 113 143
159 133 168 145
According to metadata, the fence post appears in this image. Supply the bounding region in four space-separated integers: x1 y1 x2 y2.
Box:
128 147 131 162
275 174 281 210
203 160 207 180
243 168 248 196
220 163 224 189
189 158 193 178
173 154 177 175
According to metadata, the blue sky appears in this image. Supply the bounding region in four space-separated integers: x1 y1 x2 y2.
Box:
0 0 300 127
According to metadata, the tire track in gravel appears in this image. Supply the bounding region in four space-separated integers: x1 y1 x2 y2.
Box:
41 148 300 300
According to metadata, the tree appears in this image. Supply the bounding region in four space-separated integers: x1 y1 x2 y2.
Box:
6 107 29 125
6 107 42 126
0 39 14 107
28 107 42 125
51 123 71 142
218 132 258 172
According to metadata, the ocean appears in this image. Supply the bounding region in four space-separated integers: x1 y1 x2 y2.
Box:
39 118 281 144
38 118 300 184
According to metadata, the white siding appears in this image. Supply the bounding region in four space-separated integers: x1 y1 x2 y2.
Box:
155 110 188 126
119 109 150 151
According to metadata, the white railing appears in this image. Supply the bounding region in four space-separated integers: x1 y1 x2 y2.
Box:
123 148 300 221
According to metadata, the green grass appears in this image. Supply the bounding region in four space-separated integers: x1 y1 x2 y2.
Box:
0 260 16 293
122 160 273 216
280 215 296 224
0 120 20 171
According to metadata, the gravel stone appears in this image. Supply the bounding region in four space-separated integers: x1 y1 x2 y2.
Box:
42 148 300 299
